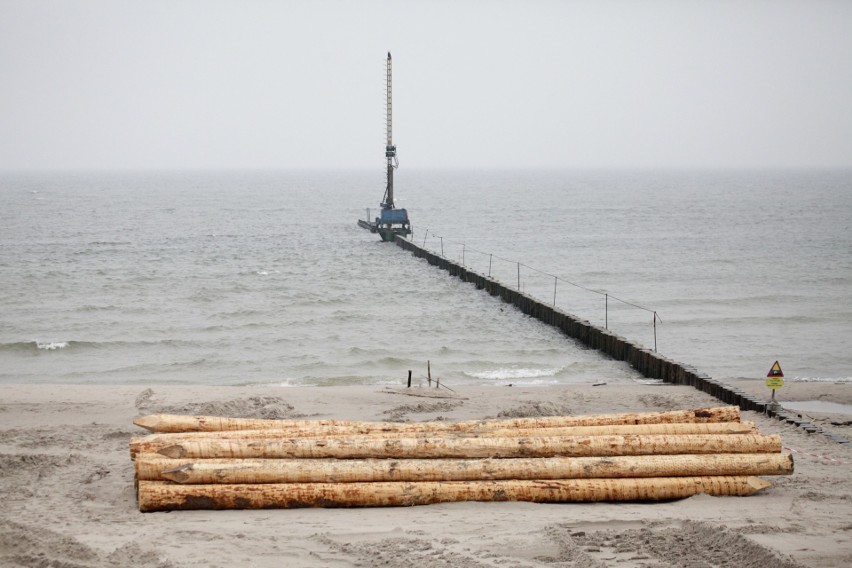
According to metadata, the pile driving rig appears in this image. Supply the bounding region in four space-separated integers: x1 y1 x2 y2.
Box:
358 52 411 241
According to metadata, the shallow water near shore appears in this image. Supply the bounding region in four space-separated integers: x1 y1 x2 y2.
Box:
782 400 852 416
1 168 850 386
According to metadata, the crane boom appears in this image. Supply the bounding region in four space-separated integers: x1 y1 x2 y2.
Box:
383 52 397 209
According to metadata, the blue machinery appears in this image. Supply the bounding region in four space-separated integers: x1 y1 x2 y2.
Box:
358 53 411 241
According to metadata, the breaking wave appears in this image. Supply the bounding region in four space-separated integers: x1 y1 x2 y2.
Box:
35 341 69 350
463 367 563 380
0 341 73 352
0 339 201 353
790 376 852 383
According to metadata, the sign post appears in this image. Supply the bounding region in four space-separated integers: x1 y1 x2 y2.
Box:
765 360 785 410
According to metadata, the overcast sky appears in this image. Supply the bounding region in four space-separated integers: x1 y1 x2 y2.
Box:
1 0 851 170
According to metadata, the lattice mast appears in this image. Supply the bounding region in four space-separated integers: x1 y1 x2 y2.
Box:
382 52 398 210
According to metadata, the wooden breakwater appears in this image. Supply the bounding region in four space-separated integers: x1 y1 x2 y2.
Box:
392 235 843 439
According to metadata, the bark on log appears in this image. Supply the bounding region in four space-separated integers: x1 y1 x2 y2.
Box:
156 433 781 460
133 407 740 434
137 476 772 511
146 453 793 484
130 421 756 459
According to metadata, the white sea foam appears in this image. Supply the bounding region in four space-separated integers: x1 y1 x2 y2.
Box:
273 377 405 388
35 341 69 350
782 400 852 415
790 376 852 383
464 367 562 380
634 378 665 385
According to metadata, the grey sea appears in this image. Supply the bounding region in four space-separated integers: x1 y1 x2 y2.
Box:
1 169 850 387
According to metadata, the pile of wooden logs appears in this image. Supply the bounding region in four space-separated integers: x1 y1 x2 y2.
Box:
131 406 793 512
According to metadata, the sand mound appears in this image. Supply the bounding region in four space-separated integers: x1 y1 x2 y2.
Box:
136 389 303 420
496 400 573 418
0 520 174 568
0 453 83 496
383 400 465 421
546 519 806 567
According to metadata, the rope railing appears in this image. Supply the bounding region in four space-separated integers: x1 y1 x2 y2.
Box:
418 229 662 351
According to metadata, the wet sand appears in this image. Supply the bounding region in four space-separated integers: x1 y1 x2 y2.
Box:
1 381 851 567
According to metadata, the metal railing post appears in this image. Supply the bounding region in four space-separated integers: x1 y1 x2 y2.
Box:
405 240 662 352
653 311 657 351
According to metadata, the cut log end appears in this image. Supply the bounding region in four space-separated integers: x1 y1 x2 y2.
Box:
133 415 162 432
746 476 772 493
159 445 186 459
161 464 193 483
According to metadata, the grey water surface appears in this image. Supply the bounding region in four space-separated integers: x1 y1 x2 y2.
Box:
2 169 849 387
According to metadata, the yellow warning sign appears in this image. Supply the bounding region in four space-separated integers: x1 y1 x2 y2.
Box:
766 360 784 378
765 376 785 390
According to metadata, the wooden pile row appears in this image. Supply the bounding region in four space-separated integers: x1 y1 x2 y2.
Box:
131 406 793 512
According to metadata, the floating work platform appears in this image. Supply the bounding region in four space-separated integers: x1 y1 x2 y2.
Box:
359 208 411 241
357 207 411 241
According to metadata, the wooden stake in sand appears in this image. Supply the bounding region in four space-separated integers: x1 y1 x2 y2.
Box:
137 476 772 511
129 421 758 459
133 406 741 433
155 433 781 460
147 453 794 484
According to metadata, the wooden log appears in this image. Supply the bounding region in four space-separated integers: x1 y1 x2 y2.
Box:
148 453 793 484
156 433 781 460
133 406 741 433
137 476 772 511
130 421 757 458
134 455 245 481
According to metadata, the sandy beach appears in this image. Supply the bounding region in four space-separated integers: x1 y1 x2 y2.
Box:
1 381 851 567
